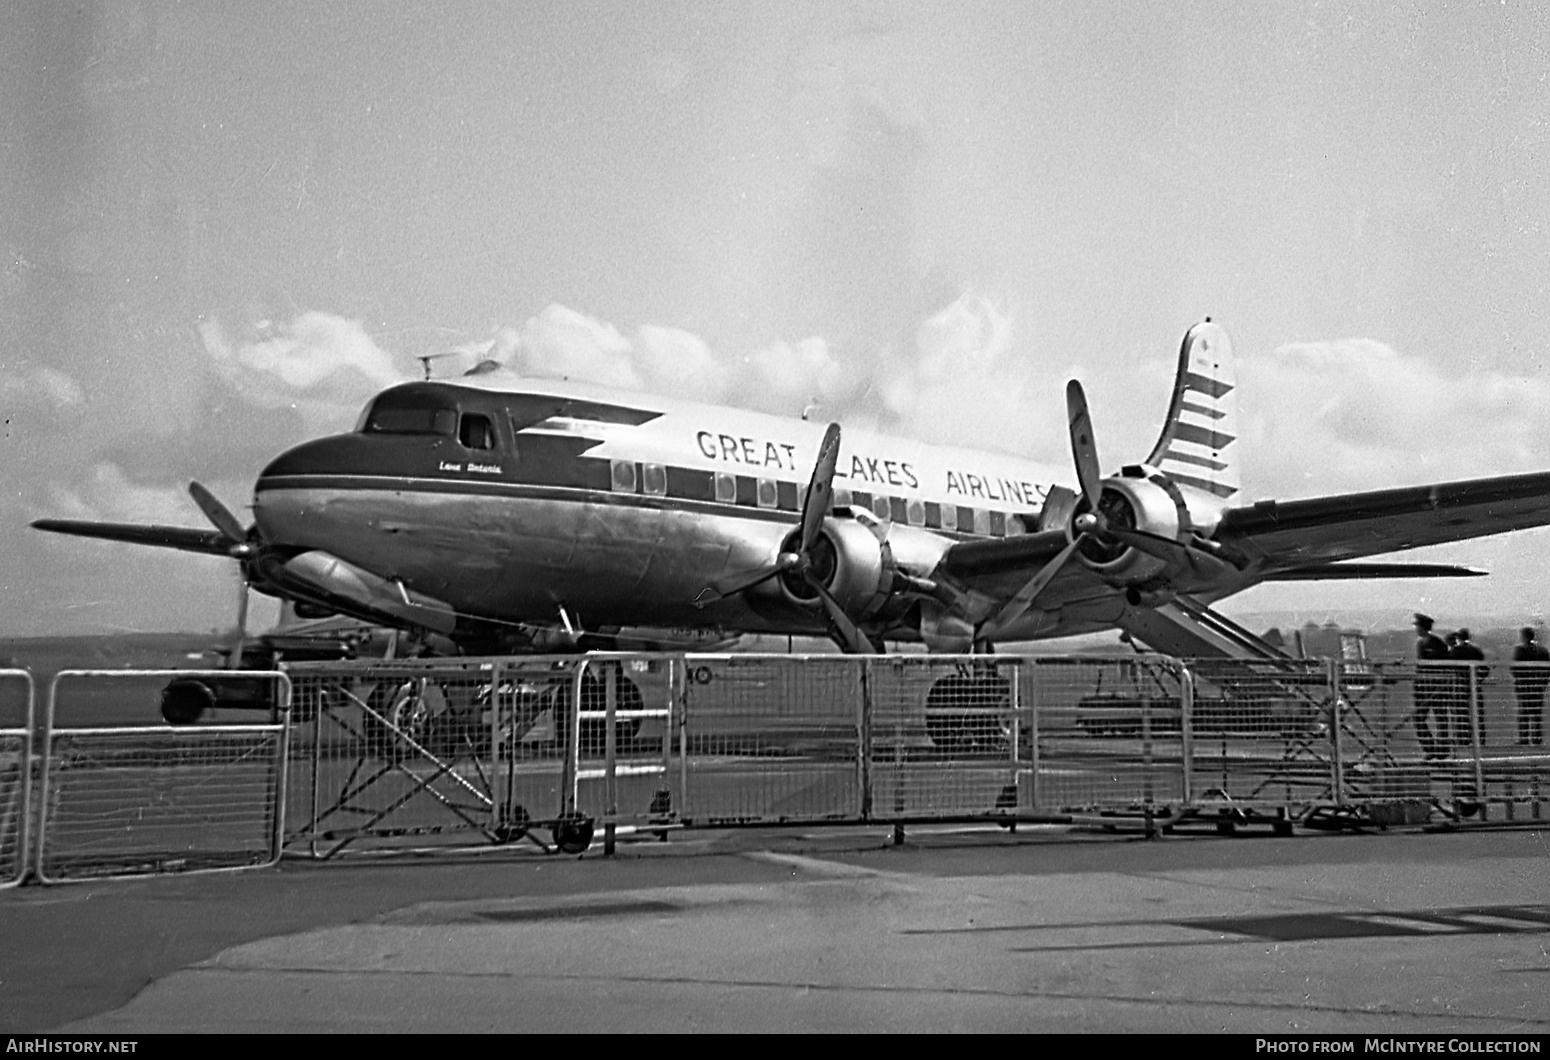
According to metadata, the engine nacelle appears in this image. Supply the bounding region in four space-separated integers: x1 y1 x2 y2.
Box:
1078 474 1183 582
779 518 895 620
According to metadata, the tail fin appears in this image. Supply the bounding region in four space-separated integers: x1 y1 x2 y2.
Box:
1145 320 1239 500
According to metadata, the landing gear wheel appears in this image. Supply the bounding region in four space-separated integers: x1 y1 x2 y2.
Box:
552 814 595 854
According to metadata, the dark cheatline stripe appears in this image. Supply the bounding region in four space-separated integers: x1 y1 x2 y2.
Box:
1181 370 1234 400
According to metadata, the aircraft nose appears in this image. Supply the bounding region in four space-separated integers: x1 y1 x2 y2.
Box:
257 434 372 485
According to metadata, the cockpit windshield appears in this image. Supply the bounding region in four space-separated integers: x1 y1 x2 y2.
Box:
358 393 458 436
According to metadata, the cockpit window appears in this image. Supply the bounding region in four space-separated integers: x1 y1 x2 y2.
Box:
459 413 495 450
361 395 458 436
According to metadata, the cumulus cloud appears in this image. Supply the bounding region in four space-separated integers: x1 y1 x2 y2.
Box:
1238 338 1550 498
197 311 408 427
38 461 243 529
476 303 1550 511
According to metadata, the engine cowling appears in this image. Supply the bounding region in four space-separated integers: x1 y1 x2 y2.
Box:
1077 475 1183 582
778 518 895 620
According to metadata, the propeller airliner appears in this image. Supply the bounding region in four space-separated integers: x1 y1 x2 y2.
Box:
33 321 1550 662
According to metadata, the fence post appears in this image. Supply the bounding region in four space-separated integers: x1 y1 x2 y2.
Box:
1328 657 1345 807
1029 657 1041 818
1469 663 1486 820
858 657 873 822
1179 661 1195 807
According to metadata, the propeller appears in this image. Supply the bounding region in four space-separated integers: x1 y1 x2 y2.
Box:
698 423 876 654
189 481 257 558
188 482 260 667
979 381 1108 638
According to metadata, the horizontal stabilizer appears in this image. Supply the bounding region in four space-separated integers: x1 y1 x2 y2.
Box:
31 519 231 556
1266 562 1487 580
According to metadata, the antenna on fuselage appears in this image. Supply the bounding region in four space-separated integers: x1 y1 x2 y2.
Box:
801 398 820 421
416 351 462 380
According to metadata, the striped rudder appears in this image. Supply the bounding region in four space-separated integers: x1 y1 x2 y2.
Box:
1144 320 1239 499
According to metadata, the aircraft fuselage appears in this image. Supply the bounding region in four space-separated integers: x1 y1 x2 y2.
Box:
253 373 1071 641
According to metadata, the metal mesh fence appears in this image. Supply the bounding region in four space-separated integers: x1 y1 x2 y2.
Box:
1183 658 1338 816
1332 662 1550 825
36 671 288 882
283 657 583 856
677 655 863 825
1 670 34 888
865 655 1029 819
1023 656 1189 818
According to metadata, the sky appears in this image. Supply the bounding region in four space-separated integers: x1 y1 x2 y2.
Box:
3 0 1550 637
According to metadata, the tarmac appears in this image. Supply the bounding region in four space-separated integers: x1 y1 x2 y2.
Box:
1 822 1548 1034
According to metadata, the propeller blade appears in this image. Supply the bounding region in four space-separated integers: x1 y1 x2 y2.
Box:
188 481 250 548
1107 528 1235 582
979 537 1082 639
800 422 842 553
807 574 875 654
1066 380 1102 510
696 556 798 608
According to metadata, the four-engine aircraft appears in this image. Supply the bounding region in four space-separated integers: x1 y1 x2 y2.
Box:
32 320 1550 660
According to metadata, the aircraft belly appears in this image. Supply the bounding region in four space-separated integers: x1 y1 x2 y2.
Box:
256 487 785 626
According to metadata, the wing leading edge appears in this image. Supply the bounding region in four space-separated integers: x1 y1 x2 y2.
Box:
31 519 232 556
1217 470 1550 572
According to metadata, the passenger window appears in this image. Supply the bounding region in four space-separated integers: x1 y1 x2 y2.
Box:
714 473 737 504
871 495 891 521
756 479 778 508
642 463 667 496
611 460 638 492
972 509 991 535
907 499 925 527
832 487 852 510
459 413 495 450
989 511 1006 536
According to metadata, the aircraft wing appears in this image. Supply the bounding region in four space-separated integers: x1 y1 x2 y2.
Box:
1214 470 1550 571
31 519 233 556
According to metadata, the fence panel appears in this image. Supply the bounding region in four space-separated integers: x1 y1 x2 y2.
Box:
1182 658 1337 822
1335 662 1550 825
36 670 288 882
564 657 676 849
1023 656 1189 818
678 655 863 825
283 657 584 857
864 655 1030 819
1 670 34 888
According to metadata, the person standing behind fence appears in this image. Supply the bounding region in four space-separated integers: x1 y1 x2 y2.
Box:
1413 613 1451 759
1510 627 1549 746
1448 628 1486 747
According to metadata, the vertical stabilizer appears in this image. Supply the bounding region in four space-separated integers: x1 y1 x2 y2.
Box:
1145 320 1239 499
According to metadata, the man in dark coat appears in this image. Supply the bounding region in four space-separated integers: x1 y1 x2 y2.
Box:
1413 613 1450 758
1511 627 1549 745
1448 628 1486 748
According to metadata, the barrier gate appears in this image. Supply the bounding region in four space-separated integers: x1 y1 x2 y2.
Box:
35 670 290 883
1 670 34 888
283 656 596 856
